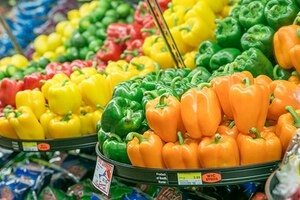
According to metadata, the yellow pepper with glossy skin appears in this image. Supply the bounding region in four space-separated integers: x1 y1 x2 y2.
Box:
15 90 46 120
107 70 135 90
70 67 97 84
80 106 97 135
128 56 157 75
163 5 185 28
92 105 103 131
184 51 197 69
149 42 174 69
105 60 129 74
200 0 229 14
48 111 81 139
142 35 163 57
8 106 45 140
41 73 69 100
170 27 192 55
179 18 214 48
40 109 56 139
173 0 196 9
0 109 18 139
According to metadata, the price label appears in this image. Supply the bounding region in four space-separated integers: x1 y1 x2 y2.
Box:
22 142 38 151
92 157 114 196
177 172 202 185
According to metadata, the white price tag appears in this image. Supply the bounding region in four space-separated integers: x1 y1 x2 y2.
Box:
92 156 114 196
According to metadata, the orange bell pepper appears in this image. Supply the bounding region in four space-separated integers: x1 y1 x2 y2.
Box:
162 132 200 169
268 80 300 120
276 106 300 153
290 45 300 73
146 94 185 143
126 131 165 168
229 77 270 134
254 75 273 86
211 71 254 119
237 128 282 165
217 121 238 139
263 125 277 133
181 83 222 139
288 71 300 85
273 25 300 69
198 134 240 168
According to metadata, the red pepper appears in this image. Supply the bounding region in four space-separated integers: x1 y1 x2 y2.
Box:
157 0 171 12
70 60 93 69
107 23 131 50
122 39 144 62
125 23 143 44
23 73 49 90
45 62 73 78
0 78 24 107
134 2 151 25
95 40 122 63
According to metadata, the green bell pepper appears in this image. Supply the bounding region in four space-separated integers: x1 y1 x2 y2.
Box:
234 48 274 78
112 81 144 102
195 40 221 71
239 1 267 29
102 133 131 164
229 5 241 19
101 97 144 137
238 0 268 4
273 65 293 80
142 91 158 110
209 48 241 71
241 24 275 58
141 71 161 91
264 0 300 31
187 67 212 83
137 118 150 134
215 17 243 49
98 128 110 153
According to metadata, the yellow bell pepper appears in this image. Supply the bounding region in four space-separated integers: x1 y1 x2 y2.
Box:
142 35 163 56
40 109 56 139
163 5 185 28
70 67 98 84
15 90 46 120
173 0 196 9
128 56 157 75
179 18 214 48
0 108 18 139
149 42 174 69
170 27 192 55
184 51 197 69
41 73 69 100
107 71 134 91
8 106 45 140
48 79 81 115
105 60 129 74
184 1 216 30
48 111 81 139
93 106 103 130
80 106 96 135
200 0 229 14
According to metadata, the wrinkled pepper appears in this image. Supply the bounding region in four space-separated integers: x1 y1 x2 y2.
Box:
162 132 200 169
238 1 267 29
126 131 165 168
181 83 222 139
198 134 240 168
0 78 24 107
237 128 282 165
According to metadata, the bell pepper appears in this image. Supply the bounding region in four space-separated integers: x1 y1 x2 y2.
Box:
179 18 214 48
149 42 174 69
198 134 240 168
0 106 18 139
39 109 56 139
105 60 129 74
126 131 165 168
163 4 185 28
97 128 109 152
79 106 97 136
201 0 229 13
45 63 72 78
125 23 143 45
162 132 200 169
134 2 152 25
48 79 81 115
237 128 282 165
102 133 131 164
101 97 144 137
268 80 300 120
93 105 103 131
41 73 69 100
276 106 300 153
273 25 300 69
229 77 270 134
23 73 48 90
183 51 197 70
170 27 192 55
184 1 216 30
107 23 130 44
140 72 160 91
234 48 274 78
186 67 212 86
238 1 267 29
0 78 24 107
209 48 241 71
215 17 243 49
255 75 273 86
172 0 196 9
141 27 159 40
146 94 185 143
8 106 45 140
288 71 300 84
128 56 157 75
15 90 46 120
195 40 221 71
181 83 222 139
106 70 134 92
229 4 241 19
273 65 293 80
121 39 144 62
142 35 163 57
70 67 97 85
290 44 300 73
217 121 238 139
264 0 299 31
48 112 81 139
211 71 254 120
112 81 144 102
95 40 122 63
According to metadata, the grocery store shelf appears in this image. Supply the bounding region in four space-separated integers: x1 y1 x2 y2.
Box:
265 170 280 200
0 134 97 152
96 143 280 187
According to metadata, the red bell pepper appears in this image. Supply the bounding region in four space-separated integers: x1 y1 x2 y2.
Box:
122 39 144 62
69 60 93 69
45 62 73 78
107 23 131 50
134 2 151 25
95 40 122 63
157 0 171 12
0 78 24 107
125 23 143 44
23 73 49 90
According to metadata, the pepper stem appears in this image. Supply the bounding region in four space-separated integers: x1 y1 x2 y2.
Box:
85 52 95 61
130 61 145 71
198 83 211 90
72 67 84 75
126 132 148 144
190 71 202 85
286 106 300 128
273 65 280 80
212 133 222 144
97 69 108 76
179 25 192 32
143 91 158 98
154 63 161 81
61 79 69 87
122 49 139 57
108 133 123 143
141 28 157 35
131 75 144 82
228 121 235 129
156 94 169 109
242 77 251 87
130 82 140 89
178 131 184 145
170 77 181 92
96 104 104 110
249 128 265 140
61 111 72 122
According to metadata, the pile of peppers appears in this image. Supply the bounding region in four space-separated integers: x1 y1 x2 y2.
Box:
195 0 300 80
98 68 300 169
